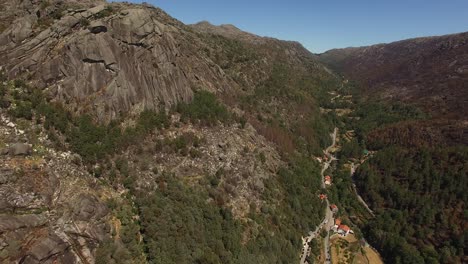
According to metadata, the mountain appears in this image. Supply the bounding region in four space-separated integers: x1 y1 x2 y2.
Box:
0 0 339 263
0 0 466 263
0 0 240 123
319 32 468 120
321 33 468 263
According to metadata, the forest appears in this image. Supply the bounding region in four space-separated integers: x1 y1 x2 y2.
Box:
2 76 332 263
332 93 467 263
355 146 467 263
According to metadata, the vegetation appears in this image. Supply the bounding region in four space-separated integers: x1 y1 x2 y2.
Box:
0 33 343 264
95 199 146 264
355 146 467 264
177 90 230 125
130 156 325 264
352 101 426 147
3 79 170 163
93 6 116 19
238 63 339 156
329 90 466 264
136 175 243 264
202 34 258 71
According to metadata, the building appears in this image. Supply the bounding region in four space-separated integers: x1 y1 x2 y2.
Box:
330 204 338 213
319 194 327 200
324 175 332 185
334 218 341 226
332 218 341 232
337 225 351 236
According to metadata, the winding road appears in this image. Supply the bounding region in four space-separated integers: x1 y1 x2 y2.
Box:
300 128 337 264
349 163 375 216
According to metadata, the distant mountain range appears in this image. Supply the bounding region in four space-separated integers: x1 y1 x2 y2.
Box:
319 32 468 120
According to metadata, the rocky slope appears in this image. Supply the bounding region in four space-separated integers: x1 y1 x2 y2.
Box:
0 0 340 263
0 111 115 263
0 0 237 122
319 32 468 119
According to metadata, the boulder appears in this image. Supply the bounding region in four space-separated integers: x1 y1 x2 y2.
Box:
73 195 108 221
8 143 31 156
0 214 47 232
0 148 8 155
24 234 69 263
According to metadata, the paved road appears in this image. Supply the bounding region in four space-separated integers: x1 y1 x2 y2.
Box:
349 163 375 216
322 128 337 264
300 128 337 264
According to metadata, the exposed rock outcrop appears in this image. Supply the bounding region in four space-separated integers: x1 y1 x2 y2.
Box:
0 113 116 264
0 0 237 122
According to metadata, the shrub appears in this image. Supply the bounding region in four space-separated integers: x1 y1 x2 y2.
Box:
177 90 230 126
10 101 33 120
79 18 90 27
93 6 115 19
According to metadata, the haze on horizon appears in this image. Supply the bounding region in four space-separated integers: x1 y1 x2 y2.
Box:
119 0 468 53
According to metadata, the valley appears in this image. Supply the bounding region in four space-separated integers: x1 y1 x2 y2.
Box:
299 86 385 264
0 0 466 263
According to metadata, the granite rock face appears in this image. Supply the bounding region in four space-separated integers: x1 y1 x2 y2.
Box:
0 114 115 264
0 0 236 122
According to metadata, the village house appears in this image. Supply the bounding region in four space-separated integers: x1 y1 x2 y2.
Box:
324 175 332 185
332 218 341 232
330 204 338 214
319 194 327 200
337 225 353 236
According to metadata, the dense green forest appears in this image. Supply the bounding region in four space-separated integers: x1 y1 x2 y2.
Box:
355 147 467 263
2 76 330 264
95 157 325 264
129 157 325 264
330 89 467 263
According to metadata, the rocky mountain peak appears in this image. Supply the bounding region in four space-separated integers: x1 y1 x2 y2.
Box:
0 0 237 122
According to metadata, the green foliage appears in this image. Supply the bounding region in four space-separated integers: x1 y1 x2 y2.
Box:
95 201 146 264
177 90 230 125
0 81 7 108
339 138 362 159
136 176 242 264
275 158 325 234
137 110 170 133
5 78 170 164
202 34 258 70
93 6 116 19
10 101 33 120
355 146 468 263
351 101 426 145
79 18 90 27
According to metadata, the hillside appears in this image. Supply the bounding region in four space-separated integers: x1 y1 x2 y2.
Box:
320 34 468 263
319 32 468 120
0 0 340 263
1 0 466 263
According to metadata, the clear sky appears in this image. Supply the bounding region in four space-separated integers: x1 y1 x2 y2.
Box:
118 0 468 53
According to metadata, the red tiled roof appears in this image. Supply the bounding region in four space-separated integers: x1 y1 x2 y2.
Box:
338 225 350 232
330 204 338 209
335 218 341 225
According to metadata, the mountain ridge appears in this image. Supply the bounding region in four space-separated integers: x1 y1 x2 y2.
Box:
319 31 468 120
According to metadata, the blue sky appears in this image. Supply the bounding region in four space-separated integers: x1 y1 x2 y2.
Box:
118 0 468 53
